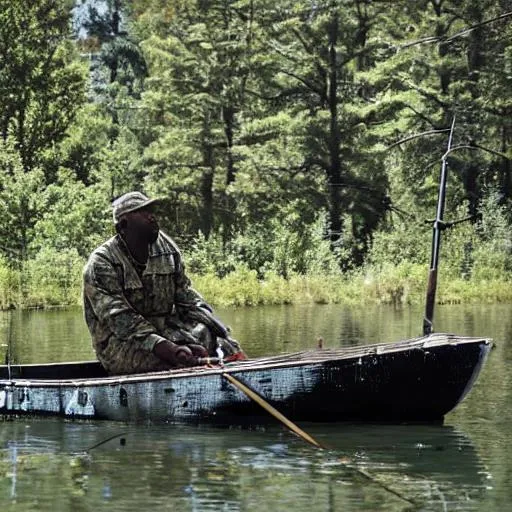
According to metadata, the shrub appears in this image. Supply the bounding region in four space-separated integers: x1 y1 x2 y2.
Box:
23 248 85 308
0 256 21 309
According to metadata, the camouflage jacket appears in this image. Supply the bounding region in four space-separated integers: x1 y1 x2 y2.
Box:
83 232 201 359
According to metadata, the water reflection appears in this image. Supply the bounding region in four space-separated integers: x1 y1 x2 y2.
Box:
1 303 511 510
3 303 512 362
0 419 490 511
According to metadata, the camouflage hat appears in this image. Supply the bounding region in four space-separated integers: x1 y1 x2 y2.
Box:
112 191 160 223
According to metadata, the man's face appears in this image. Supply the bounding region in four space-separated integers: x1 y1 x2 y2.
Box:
124 206 160 244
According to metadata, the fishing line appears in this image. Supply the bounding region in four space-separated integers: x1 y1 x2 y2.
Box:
351 465 419 508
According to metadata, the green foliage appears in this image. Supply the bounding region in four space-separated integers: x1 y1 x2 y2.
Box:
186 209 341 279
366 218 430 269
22 247 84 308
471 191 512 281
191 265 349 307
31 171 111 258
55 104 113 184
186 231 241 277
0 140 45 259
0 0 87 175
1 0 512 310
0 255 20 309
355 262 428 306
267 209 342 277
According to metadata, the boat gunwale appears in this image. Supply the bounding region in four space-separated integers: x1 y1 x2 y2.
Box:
0 333 491 388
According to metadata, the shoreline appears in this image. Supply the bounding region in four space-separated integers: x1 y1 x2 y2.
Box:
1 269 511 311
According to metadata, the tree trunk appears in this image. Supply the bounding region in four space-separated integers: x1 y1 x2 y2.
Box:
464 4 484 217
432 2 450 95
500 112 511 198
200 119 215 238
109 0 121 83
326 10 343 251
221 104 236 242
223 105 235 186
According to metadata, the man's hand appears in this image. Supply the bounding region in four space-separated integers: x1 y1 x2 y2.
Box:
154 341 197 367
187 344 209 358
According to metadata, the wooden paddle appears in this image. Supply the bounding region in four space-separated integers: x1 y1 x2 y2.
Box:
222 372 325 449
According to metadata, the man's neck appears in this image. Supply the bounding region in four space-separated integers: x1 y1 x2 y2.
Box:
121 233 149 265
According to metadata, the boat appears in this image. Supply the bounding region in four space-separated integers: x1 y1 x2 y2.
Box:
0 125 493 425
0 332 491 423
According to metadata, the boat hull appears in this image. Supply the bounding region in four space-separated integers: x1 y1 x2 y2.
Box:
0 333 491 424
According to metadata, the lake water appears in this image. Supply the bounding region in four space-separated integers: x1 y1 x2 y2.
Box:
1 303 511 511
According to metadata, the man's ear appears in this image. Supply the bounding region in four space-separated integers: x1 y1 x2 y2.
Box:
115 217 128 234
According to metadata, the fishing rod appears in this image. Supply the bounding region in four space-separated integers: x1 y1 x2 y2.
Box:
423 116 456 336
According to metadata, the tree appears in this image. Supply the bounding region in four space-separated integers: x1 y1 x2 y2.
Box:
237 0 391 265
0 141 45 261
0 0 86 179
74 0 149 196
31 170 111 258
366 1 512 223
138 0 259 239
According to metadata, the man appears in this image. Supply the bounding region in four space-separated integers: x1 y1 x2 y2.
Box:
83 191 245 375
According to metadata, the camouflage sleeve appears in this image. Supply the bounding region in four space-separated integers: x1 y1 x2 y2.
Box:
83 253 166 352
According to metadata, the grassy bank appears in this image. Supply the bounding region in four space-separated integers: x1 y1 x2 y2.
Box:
1 257 511 310
192 264 512 307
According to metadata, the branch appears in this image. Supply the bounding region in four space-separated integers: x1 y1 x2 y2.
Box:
406 82 451 109
444 144 511 161
472 143 511 160
404 105 441 129
0 244 21 257
445 11 512 43
252 162 313 179
278 69 325 98
265 40 301 64
387 129 451 150
400 11 512 50
291 27 316 57
245 86 304 102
